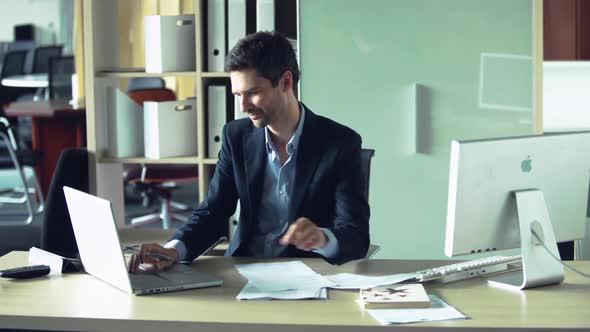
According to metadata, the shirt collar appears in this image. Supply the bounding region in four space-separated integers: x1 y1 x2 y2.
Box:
264 103 306 155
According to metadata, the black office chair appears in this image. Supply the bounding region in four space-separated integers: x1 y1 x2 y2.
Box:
0 148 88 257
0 120 49 256
0 50 29 108
3 41 36 67
25 45 63 74
6 41 36 52
0 117 44 225
48 55 75 100
360 149 375 203
126 164 198 229
0 49 35 149
360 148 379 259
0 50 28 79
558 241 575 260
41 148 89 259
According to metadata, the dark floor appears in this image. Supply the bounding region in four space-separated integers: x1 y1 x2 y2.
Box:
0 180 199 227
0 181 200 256
123 180 199 229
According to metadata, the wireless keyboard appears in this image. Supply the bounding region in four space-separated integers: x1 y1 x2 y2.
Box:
415 255 522 283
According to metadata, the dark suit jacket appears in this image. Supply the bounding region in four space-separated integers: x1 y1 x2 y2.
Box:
171 104 370 265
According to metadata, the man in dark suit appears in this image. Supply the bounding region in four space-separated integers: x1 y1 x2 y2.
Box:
130 31 369 271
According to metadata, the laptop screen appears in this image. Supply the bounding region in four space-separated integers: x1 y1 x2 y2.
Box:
63 186 133 293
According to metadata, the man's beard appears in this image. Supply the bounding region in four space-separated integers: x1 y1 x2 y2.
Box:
247 108 269 128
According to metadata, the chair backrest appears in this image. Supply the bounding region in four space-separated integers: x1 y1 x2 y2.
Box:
41 148 89 258
127 77 166 92
6 40 36 52
360 148 375 201
48 55 75 100
360 148 378 258
1 41 33 70
27 45 63 74
0 42 9 63
0 50 28 79
127 88 176 105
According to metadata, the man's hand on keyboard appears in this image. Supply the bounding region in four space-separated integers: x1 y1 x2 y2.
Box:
128 243 179 274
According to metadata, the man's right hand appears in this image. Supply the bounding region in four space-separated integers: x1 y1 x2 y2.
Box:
128 243 179 273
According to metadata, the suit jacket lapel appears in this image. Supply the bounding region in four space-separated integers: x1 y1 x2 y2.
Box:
244 127 266 224
289 108 322 223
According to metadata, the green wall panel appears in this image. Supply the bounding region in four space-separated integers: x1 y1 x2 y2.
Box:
299 0 534 259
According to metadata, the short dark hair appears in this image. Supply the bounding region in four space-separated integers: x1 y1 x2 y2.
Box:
225 31 299 87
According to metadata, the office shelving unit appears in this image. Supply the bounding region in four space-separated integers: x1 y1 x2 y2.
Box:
84 0 296 227
83 0 227 226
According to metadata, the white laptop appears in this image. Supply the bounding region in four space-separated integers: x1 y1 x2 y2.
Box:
63 186 222 295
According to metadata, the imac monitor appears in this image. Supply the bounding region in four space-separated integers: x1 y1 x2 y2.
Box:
445 131 590 289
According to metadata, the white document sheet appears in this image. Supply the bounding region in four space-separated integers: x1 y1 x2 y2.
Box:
325 272 417 289
235 261 335 292
29 247 64 275
366 295 467 325
236 281 328 300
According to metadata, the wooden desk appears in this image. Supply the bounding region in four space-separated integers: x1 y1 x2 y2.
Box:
4 100 86 196
1 251 589 332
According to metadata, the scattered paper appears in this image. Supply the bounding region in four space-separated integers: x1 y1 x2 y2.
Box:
237 281 327 300
235 261 335 292
366 295 467 325
29 247 64 275
325 272 417 289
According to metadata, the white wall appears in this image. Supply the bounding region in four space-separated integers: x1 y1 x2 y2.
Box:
0 0 61 43
543 62 590 131
543 61 590 259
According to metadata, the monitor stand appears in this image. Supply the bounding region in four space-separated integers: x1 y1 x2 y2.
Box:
488 189 564 290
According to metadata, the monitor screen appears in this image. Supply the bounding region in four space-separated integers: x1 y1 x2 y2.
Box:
445 132 590 257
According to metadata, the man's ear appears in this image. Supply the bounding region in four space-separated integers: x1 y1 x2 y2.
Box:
280 71 293 92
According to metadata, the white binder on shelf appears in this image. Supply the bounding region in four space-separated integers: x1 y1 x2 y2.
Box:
145 15 196 73
228 0 247 51
208 85 227 158
106 88 144 158
256 0 275 31
207 0 226 72
144 99 198 159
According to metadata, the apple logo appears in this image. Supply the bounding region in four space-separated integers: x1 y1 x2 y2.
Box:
521 156 532 173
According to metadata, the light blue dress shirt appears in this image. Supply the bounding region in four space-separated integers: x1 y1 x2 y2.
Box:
167 104 339 260
247 105 339 258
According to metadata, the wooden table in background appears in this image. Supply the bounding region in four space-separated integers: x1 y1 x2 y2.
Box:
1 74 48 88
5 100 86 196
